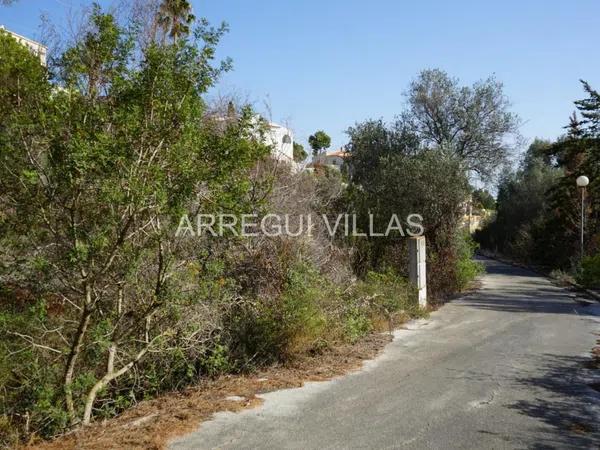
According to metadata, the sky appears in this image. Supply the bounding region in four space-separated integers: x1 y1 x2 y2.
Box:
1 0 600 156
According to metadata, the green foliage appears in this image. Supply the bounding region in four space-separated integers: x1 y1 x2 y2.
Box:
455 233 484 290
199 344 232 377
404 68 520 178
475 140 562 263
472 189 495 210
0 3 268 440
342 307 372 343
344 269 424 341
0 14 512 447
0 296 69 439
477 81 600 271
345 117 470 290
157 0 196 40
226 262 331 362
577 254 600 289
345 119 420 187
223 261 421 365
278 264 330 352
354 271 415 316
0 415 19 449
293 141 308 162
308 130 331 156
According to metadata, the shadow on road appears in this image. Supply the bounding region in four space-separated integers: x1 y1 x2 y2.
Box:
457 293 597 316
482 259 541 278
457 258 599 317
508 353 600 449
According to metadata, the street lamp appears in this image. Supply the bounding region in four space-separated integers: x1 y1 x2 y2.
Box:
576 175 589 260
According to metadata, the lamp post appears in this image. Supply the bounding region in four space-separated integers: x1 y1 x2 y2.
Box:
576 175 589 260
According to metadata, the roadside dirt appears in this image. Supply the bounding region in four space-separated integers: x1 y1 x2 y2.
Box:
25 333 392 450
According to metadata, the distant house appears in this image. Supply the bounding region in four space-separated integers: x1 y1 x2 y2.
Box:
461 201 494 234
206 111 297 168
307 149 349 171
0 26 47 66
265 121 294 164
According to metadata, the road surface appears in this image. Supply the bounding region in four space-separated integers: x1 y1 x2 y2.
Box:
170 257 600 449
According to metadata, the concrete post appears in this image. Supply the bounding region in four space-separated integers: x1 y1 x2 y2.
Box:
408 236 427 308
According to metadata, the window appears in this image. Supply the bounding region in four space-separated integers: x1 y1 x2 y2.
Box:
282 134 291 144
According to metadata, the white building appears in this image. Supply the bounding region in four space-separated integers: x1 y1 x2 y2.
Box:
265 121 294 164
206 112 297 168
0 26 47 66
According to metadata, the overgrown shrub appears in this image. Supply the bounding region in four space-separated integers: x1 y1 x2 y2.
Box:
224 262 331 363
426 229 483 298
224 260 421 364
577 254 600 289
0 3 275 441
347 269 423 338
454 232 485 291
344 119 477 300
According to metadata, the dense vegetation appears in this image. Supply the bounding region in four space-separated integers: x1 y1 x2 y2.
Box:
476 82 600 287
342 67 521 294
344 122 479 295
0 2 486 446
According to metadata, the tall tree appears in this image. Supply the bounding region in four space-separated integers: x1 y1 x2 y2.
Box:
404 68 520 179
345 119 420 185
575 80 600 136
0 5 267 431
477 140 562 261
308 130 331 157
293 142 307 162
345 119 471 293
541 81 600 262
157 0 195 41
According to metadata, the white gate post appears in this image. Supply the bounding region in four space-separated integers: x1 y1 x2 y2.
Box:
408 236 427 308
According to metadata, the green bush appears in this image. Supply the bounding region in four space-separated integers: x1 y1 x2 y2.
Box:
0 296 70 441
225 262 332 364
577 254 600 289
223 262 423 364
343 269 422 342
455 232 485 291
342 306 373 343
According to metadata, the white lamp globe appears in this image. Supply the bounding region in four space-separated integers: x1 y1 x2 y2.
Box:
576 175 589 187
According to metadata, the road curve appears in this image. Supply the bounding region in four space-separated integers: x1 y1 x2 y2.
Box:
170 257 600 450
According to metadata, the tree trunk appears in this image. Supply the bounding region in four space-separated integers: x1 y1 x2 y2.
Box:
63 283 92 425
82 345 150 425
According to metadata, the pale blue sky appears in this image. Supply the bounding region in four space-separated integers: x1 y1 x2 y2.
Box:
1 0 599 154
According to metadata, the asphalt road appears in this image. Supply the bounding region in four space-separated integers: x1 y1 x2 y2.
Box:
170 257 600 450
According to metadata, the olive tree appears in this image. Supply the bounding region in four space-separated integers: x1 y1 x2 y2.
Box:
404 68 520 179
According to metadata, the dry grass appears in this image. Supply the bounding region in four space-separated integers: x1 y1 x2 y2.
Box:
24 333 391 450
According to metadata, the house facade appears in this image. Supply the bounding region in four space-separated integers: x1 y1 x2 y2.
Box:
308 149 348 170
0 26 47 66
266 122 294 164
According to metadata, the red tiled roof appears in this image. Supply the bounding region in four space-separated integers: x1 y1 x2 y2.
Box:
326 149 349 157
